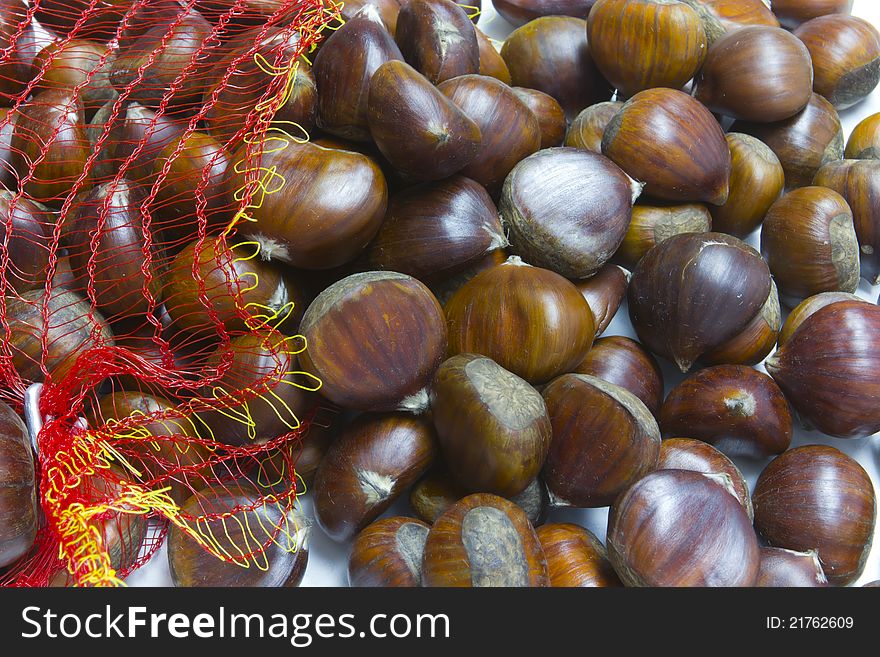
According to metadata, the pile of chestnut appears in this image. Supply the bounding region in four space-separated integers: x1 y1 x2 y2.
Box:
3 0 880 587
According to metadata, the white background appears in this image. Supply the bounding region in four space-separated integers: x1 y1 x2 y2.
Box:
128 0 880 587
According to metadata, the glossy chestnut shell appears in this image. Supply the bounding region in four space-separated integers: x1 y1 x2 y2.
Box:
512 87 566 149
0 191 50 293
776 291 864 348
536 523 622 587
756 547 828 587
615 202 712 270
395 0 479 84
845 111 880 159
349 517 430 587
573 264 629 337
0 401 37 568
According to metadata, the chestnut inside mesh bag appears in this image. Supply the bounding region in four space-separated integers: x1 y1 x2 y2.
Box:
0 0 338 587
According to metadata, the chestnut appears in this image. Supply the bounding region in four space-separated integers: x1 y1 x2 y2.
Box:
349 517 430 587
573 264 628 337
300 271 447 411
493 0 596 27
32 39 115 117
169 486 311 587
430 354 551 497
0 400 36 568
512 88 566 149
0 0 39 101
438 75 541 194
572 335 663 417
85 470 147 575
628 232 772 372
501 16 611 119
657 438 752 520
694 26 813 123
678 0 780 44
421 493 549 586
34 0 174 42
501 148 640 279
0 107 16 188
314 413 436 542
445 256 595 384
732 93 844 189
710 133 784 239
475 28 511 84
607 469 760 587
760 186 859 306
813 159 880 285
615 203 712 270
536 523 621 587
845 112 880 159
367 60 481 181
564 101 622 153
542 373 660 508
602 88 731 205
339 0 404 34
313 7 402 142
395 0 479 84
430 248 507 305
753 445 875 586
0 191 50 293
765 300 880 438
659 365 792 458
776 291 864 349
587 0 707 98
701 279 781 367
771 0 854 30
756 547 828 587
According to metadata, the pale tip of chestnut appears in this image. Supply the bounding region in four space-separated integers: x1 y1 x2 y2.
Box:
775 548 828 586
629 177 646 204
486 225 510 251
703 472 740 502
290 512 313 552
354 3 385 24
247 231 291 263
546 488 574 509
357 469 397 505
397 388 430 414
504 255 532 268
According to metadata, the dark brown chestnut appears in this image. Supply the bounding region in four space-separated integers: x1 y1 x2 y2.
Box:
430 248 507 306
0 191 50 293
700 279 781 366
756 547 828 587
572 335 663 417
771 0 854 30
493 0 597 27
475 28 511 84
0 400 36 568
542 373 660 508
845 111 880 159
438 75 541 194
765 300 880 438
564 101 622 153
760 186 859 306
628 232 772 372
607 469 760 587
501 147 640 279
367 60 482 181
733 93 844 189
300 271 447 411
349 517 430 587
314 413 436 542
814 159 880 284
587 0 707 98
710 133 785 239
573 264 628 337
169 487 310 587
0 0 39 102
32 39 115 116
602 88 731 205
421 493 549 586
395 0 479 84
694 26 813 123
501 16 610 119
512 87 565 149
659 365 793 457
615 203 712 270
776 291 865 348
35 0 175 42
536 523 621 587
445 256 595 384
339 0 404 34
679 0 780 44
430 354 551 496
753 445 875 586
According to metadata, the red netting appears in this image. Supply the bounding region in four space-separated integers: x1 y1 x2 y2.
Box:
0 0 339 586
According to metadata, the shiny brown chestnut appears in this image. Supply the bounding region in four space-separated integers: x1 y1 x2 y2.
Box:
607 469 760 587
367 60 481 181
776 291 865 348
765 300 880 438
300 271 447 411
846 112 880 159
794 15 880 110
572 336 663 417
753 445 875 586
493 0 596 27
587 0 707 98
0 0 39 101
733 93 844 189
679 0 779 44
430 248 507 306
0 401 36 568
509 88 565 150
430 354 551 497
701 279 781 367
501 16 610 119
536 523 621 587
771 0 854 30
628 232 771 372
439 75 541 194
445 256 595 384
422 493 549 586
657 438 752 520
502 148 640 279
814 159 880 284
32 39 115 116
395 0 479 84
602 88 731 205
615 203 712 270
475 28 511 84
349 517 430 587
564 101 622 153
760 186 859 306
756 547 828 587
659 365 792 458
573 264 628 337
694 26 813 123
338 0 404 34
710 133 785 239
542 373 660 508
0 191 50 293
313 414 436 542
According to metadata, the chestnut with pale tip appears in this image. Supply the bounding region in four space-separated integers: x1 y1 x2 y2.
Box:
395 0 479 84
348 517 430 587
756 547 828 587
678 0 779 45
776 291 866 348
536 523 621 587
845 112 880 159
564 101 622 153
615 203 712 270
573 264 629 338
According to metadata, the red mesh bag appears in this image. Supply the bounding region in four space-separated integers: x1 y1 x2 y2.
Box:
0 0 339 587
